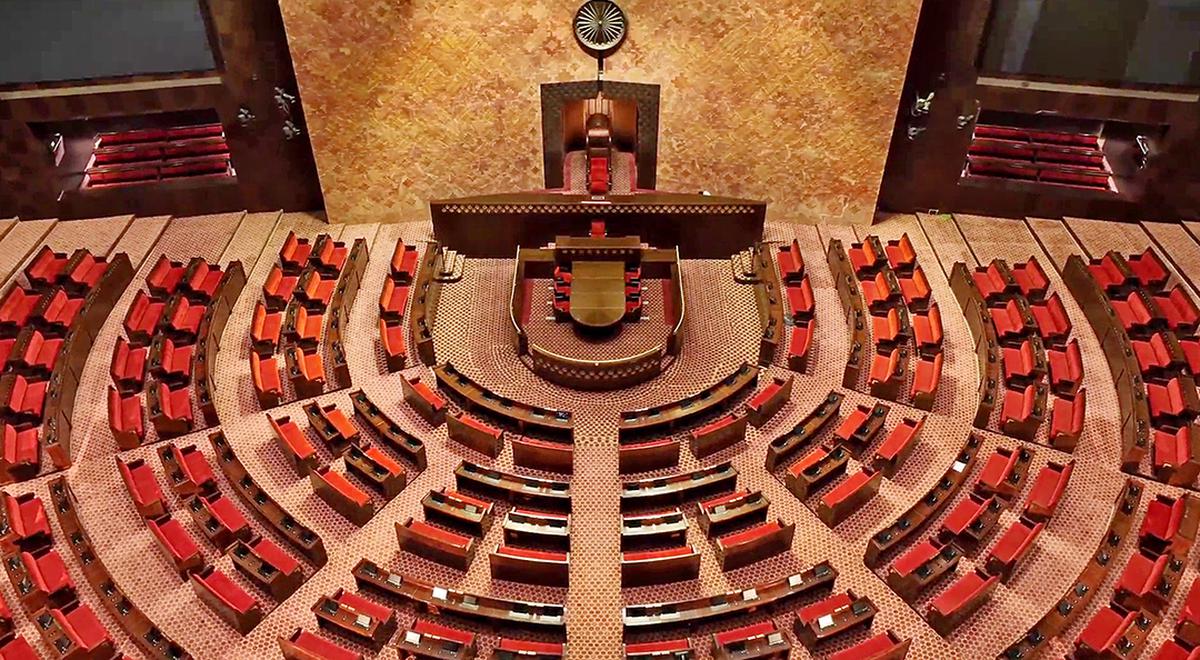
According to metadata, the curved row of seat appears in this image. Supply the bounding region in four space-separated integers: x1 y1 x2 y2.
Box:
252 231 356 409
776 239 816 372
751 242 788 367
1 247 133 481
46 478 191 659
953 255 1086 449
850 233 945 410
1086 249 1200 485
378 238 418 371
110 254 243 447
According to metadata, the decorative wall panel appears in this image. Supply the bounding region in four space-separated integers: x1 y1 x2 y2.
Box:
278 0 924 225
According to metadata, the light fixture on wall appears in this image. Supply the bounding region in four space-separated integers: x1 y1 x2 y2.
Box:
236 106 256 126
282 120 303 141
274 87 297 118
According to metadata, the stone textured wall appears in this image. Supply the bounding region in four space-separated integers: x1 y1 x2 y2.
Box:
277 1 923 224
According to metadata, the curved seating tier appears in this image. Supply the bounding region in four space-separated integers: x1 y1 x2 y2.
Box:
354 559 566 633
408 241 442 366
454 461 571 512
622 561 835 632
827 238 869 388
47 478 192 659
618 362 758 438
434 362 573 439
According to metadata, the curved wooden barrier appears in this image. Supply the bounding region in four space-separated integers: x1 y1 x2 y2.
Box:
206 431 327 566
999 479 1141 658
827 239 868 389
618 362 758 439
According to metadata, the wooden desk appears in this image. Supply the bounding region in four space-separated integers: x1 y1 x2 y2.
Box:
569 261 627 328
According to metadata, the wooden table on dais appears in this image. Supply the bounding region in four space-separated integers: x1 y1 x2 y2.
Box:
569 260 627 329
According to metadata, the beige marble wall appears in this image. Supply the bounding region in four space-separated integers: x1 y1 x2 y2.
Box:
278 1 923 225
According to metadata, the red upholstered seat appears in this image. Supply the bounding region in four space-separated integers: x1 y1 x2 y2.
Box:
1076 605 1138 655
0 424 39 474
192 566 260 624
251 302 282 355
250 352 282 409
1111 291 1158 337
0 634 39 660
379 318 406 370
1047 339 1083 395
1022 461 1073 522
0 374 47 421
788 321 813 369
123 290 166 346
991 299 1026 344
379 278 410 320
199 491 250 540
0 287 41 337
1128 248 1170 292
625 544 694 562
986 518 1043 580
285 630 363 660
21 547 73 598
0 338 13 368
821 468 878 512
1030 292 1071 346
1000 384 1039 434
940 493 995 539
872 307 902 345
262 265 299 311
1147 378 1197 423
873 417 923 469
110 336 147 393
1089 252 1133 294
154 380 194 429
912 302 943 353
279 231 313 273
848 240 881 276
314 467 369 506
1154 425 1200 485
1011 257 1049 301
778 239 805 281
1049 390 1086 449
288 306 323 346
786 277 814 321
33 289 83 335
869 348 901 391
1154 639 1197 660
1156 285 1200 335
891 538 941 580
24 247 69 289
313 235 348 273
719 520 783 548
1178 578 1200 647
49 601 113 654
829 631 909 660
1115 549 1171 612
269 414 317 469
1002 339 1039 383
1180 338 1200 375
63 251 108 293
8 328 61 376
182 258 224 302
1140 495 1186 553
885 234 916 272
714 621 776 648
588 156 609 194
147 255 185 298
390 243 419 282
3 493 50 547
973 262 1012 302
163 295 205 340
911 352 943 406
107 386 145 449
153 336 194 382
412 619 475 645
899 265 931 309
861 271 896 312
976 446 1023 497
165 444 215 494
117 458 164 518
498 639 564 655
290 346 326 392
497 544 567 562
929 570 998 624
297 269 336 309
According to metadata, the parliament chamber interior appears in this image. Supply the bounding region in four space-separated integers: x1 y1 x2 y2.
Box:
1 1 1200 659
